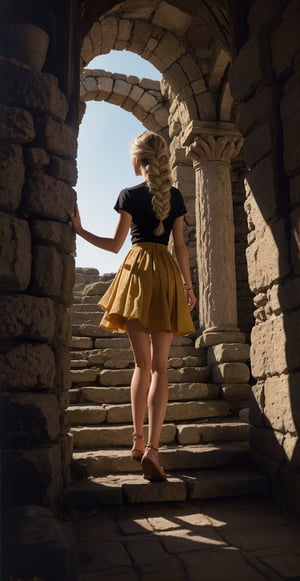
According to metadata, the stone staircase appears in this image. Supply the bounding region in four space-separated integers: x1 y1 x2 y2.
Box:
64 268 268 507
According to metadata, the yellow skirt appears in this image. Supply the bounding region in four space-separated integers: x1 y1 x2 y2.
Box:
98 242 195 336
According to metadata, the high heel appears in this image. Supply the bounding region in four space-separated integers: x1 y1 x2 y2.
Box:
141 443 167 482
131 433 144 462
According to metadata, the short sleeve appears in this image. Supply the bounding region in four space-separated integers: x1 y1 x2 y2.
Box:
172 187 187 217
114 188 134 216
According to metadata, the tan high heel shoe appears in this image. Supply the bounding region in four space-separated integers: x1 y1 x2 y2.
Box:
131 433 144 462
141 443 167 482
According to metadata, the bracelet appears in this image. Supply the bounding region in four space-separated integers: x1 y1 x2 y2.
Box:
184 285 193 291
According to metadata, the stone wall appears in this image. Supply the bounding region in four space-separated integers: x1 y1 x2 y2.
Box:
0 58 76 508
230 0 300 511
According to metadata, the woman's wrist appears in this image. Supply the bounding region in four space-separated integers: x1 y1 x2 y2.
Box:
184 283 193 291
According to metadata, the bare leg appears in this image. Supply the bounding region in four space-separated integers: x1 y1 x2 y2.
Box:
142 330 173 478
126 319 151 455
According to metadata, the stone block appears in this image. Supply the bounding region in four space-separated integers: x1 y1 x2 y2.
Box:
4 443 63 505
248 0 283 34
221 383 251 401
165 400 230 421
196 330 246 347
251 312 300 378
243 119 277 170
54 345 72 391
271 0 300 77
246 218 290 293
29 245 63 297
31 219 76 254
24 168 76 221
245 155 281 223
99 368 133 387
83 280 111 296
0 143 24 211
229 34 272 102
35 116 77 159
281 76 300 176
70 368 98 384
0 104 35 143
61 254 75 306
0 213 31 291
290 173 300 208
249 425 284 462
48 155 78 186
0 392 60 446
168 382 219 401
56 304 72 346
208 343 250 364
212 362 250 384
0 342 56 390
0 294 56 340
71 336 93 349
67 405 106 425
0 59 69 120
264 374 299 434
25 147 49 167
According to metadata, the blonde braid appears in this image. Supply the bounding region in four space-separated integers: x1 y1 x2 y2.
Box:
131 131 172 235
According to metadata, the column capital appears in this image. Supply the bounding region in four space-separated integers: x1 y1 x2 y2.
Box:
182 120 243 163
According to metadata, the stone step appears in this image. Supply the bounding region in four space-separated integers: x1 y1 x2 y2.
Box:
70 366 211 386
67 399 230 425
69 382 219 405
72 442 250 477
63 467 268 507
70 421 249 449
69 345 207 363
71 312 102 325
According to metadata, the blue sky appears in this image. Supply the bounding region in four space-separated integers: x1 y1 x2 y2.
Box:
76 51 162 274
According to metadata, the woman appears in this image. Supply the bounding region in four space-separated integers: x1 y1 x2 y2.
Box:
69 131 196 482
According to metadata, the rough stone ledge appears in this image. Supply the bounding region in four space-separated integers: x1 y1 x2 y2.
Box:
62 468 268 508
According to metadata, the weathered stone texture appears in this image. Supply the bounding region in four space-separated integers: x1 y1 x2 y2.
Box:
35 116 77 159
264 375 297 434
208 343 250 365
1 392 60 445
24 169 76 221
251 311 300 378
5 443 63 505
280 76 300 176
25 147 49 168
0 343 56 390
29 245 63 297
0 104 35 143
0 59 68 119
47 155 78 186
212 363 250 384
0 295 56 340
229 34 272 102
0 213 31 291
0 143 24 210
244 155 282 224
246 217 290 293
271 0 300 77
30 220 76 254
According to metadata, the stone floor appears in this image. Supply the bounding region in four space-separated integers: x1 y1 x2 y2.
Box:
67 496 300 581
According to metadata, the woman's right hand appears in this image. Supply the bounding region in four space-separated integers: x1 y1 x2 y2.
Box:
68 203 83 235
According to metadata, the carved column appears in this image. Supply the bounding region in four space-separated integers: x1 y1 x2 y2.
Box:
183 121 244 335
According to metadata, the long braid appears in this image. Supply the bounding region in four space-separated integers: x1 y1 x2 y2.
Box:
131 131 172 235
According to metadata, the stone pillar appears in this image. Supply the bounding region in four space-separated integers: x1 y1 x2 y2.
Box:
182 121 250 411
183 121 243 334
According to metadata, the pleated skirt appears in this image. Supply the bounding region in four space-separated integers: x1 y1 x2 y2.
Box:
98 242 195 336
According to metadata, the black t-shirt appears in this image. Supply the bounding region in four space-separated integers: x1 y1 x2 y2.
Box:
114 182 187 245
